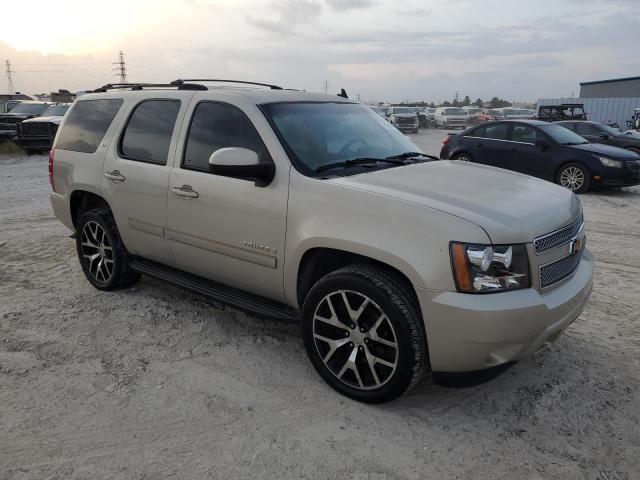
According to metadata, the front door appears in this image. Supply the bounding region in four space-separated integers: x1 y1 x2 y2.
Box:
468 123 510 168
167 99 289 302
502 124 553 179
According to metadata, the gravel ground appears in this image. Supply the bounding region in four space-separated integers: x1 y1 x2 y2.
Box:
1 130 639 479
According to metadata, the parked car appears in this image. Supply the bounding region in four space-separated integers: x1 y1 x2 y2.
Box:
556 120 640 155
0 101 49 140
0 93 34 114
386 106 419 133
440 120 640 192
50 82 593 403
473 109 505 123
462 106 483 124
538 104 587 122
434 107 469 129
423 107 436 126
17 103 71 153
369 106 387 118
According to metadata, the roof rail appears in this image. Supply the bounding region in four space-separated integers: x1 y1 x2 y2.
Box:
171 79 283 90
92 82 207 92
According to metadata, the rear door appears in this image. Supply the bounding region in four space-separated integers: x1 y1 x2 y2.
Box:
101 91 192 265
465 123 510 167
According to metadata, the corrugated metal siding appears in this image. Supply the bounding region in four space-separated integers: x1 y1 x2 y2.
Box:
580 78 640 98
537 97 640 129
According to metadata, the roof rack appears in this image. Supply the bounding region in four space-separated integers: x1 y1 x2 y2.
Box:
171 79 283 90
92 82 207 93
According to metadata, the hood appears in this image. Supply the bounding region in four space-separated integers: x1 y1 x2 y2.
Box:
21 115 63 125
328 160 580 244
0 113 33 120
392 113 418 119
571 142 640 160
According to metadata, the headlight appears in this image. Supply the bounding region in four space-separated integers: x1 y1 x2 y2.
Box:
598 156 623 168
450 242 530 293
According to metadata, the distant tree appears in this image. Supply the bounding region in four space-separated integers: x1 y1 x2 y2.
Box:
488 97 512 108
428 102 436 108
462 95 471 106
442 100 451 107
474 98 483 107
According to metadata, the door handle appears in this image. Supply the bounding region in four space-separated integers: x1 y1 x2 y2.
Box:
104 170 125 182
171 185 199 198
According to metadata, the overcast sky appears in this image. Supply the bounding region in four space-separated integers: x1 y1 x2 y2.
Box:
1 0 637 102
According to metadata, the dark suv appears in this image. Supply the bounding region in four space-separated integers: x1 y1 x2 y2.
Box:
556 121 640 155
0 101 49 140
440 120 640 193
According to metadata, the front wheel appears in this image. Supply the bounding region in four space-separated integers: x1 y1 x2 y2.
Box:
302 265 427 403
557 162 591 193
453 152 472 162
76 208 140 290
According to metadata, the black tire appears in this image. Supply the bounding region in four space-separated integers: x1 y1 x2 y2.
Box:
302 264 428 403
556 162 591 193
453 152 472 162
75 208 140 290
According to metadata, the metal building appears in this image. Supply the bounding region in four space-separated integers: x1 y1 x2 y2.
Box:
580 76 640 99
539 75 640 129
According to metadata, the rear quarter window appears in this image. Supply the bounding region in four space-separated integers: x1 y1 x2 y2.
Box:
56 99 123 153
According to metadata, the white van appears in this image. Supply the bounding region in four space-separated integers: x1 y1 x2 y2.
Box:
434 107 469 129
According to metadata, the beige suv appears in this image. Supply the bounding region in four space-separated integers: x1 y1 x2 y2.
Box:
49 80 593 403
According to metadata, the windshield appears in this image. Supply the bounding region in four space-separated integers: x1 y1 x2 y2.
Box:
262 102 421 175
444 108 465 115
41 104 70 116
7 103 48 115
391 107 414 114
542 124 589 145
487 109 502 116
467 108 481 114
599 124 622 137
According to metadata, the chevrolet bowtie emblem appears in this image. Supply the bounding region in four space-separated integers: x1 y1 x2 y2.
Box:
569 235 584 255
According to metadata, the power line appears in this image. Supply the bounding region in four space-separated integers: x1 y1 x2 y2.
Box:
324 79 329 94
5 60 15 94
113 51 127 83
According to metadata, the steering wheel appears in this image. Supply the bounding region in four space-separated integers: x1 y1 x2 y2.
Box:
339 139 367 157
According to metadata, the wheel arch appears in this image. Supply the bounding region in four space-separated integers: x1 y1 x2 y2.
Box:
69 190 112 229
295 246 422 313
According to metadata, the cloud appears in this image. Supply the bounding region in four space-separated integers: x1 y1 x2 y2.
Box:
324 0 376 10
246 0 323 34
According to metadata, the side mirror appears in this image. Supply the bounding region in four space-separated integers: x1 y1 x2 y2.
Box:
534 139 550 149
208 147 275 187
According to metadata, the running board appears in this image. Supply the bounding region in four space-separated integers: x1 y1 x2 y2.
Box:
130 257 300 322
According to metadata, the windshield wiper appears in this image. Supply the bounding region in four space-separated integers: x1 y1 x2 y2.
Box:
315 157 405 173
386 151 438 161
562 141 589 146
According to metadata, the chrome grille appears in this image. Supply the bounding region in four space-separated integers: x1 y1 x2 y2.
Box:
539 251 583 288
397 117 416 125
534 215 583 254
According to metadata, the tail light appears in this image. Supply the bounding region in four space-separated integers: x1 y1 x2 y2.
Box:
48 148 55 192
442 135 450 145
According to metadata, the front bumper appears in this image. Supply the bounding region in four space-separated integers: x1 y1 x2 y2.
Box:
417 248 594 372
593 166 640 187
18 136 54 150
394 123 418 132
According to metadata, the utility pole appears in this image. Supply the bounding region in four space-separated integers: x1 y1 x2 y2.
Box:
323 80 329 95
5 60 15 94
113 51 127 83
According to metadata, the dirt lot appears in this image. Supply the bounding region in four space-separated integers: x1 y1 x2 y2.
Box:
1 129 639 479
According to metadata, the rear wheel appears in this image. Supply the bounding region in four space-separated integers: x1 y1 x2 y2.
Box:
557 162 591 193
302 265 427 403
76 208 140 290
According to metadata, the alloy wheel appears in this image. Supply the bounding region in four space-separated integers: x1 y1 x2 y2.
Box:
312 290 398 390
560 166 585 191
80 221 114 284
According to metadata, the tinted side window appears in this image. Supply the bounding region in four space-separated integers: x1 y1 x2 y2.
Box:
575 123 601 136
120 100 181 165
183 102 266 171
56 99 123 153
475 123 509 140
510 125 543 143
